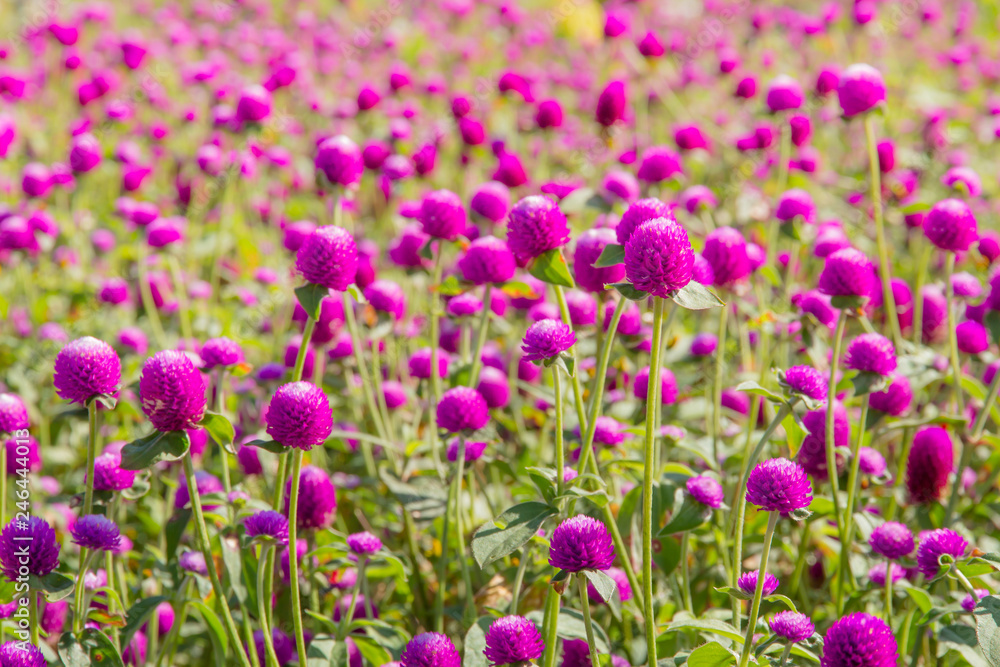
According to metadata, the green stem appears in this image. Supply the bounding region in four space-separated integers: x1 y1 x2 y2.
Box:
711 304 729 462
137 242 168 349
342 292 389 440
885 427 915 522
554 367 565 497
553 285 588 432
452 440 475 623
837 394 870 613
737 512 779 667
286 449 308 667
642 297 666 667
468 285 493 387
577 298 627 478
214 370 232 494
242 604 260 667
257 544 281 667
28 590 38 646
826 310 849 534
540 587 560 667
884 559 893 625
864 113 902 347
578 575 600 667
337 561 363 640
293 317 316 383
510 545 532 614
911 241 933 346
84 400 99 516
942 252 969 526
680 534 692 613
428 252 445 475
73 549 96 633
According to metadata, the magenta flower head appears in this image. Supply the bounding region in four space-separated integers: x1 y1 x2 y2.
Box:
623 218 694 297
963 590 991 612
483 615 544 666
401 633 461 667
574 227 625 292
420 189 467 241
775 189 815 224
459 236 516 285
244 510 289 546
71 514 121 552
818 248 875 298
636 146 682 183
766 75 804 112
738 570 779 597
69 133 102 173
436 387 489 433
686 475 724 509
200 337 244 370
315 135 363 188
821 613 896 667
478 366 510 409
470 182 511 223
906 426 954 504
91 452 135 491
702 226 751 287
0 640 46 667
548 514 615 572
507 195 570 263
265 382 332 451
633 367 678 405
284 465 337 530
175 471 224 510
347 531 382 556
843 333 896 375
296 225 359 291
0 394 28 434
409 348 449 380
595 80 626 127
139 351 206 432
957 321 989 354
923 198 978 252
837 64 887 117
869 521 914 560
746 458 813 514
779 365 827 402
0 516 60 579
521 320 576 363
616 197 672 246
235 84 271 123
769 611 814 644
870 374 912 416
53 336 121 404
916 529 968 578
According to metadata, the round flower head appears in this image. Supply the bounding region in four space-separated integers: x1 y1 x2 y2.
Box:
175 471 224 510
821 613 896 667
436 387 489 433
0 394 28 434
507 195 570 262
459 236 516 285
53 336 121 404
0 641 46 667
483 615 544 666
781 365 827 401
574 227 625 293
769 611 814 643
923 198 978 252
315 135 363 187
746 458 813 513
420 189 467 241
71 514 121 552
737 570 779 597
365 280 406 319
548 514 615 572
818 248 875 298
478 366 510 409
868 562 905 587
616 198 672 246
0 516 60 579
139 351 206 432
284 465 337 530
916 528 968 578
962 590 991 612
766 74 804 112
347 531 382 556
869 521 914 560
521 320 576 363
623 218 694 297
296 226 358 291
595 80 626 127
690 332 717 356
447 293 483 319
702 226 751 287
870 374 912 416
250 629 294 667
244 510 290 546
957 320 989 354
636 146 682 183
843 333 896 375
858 447 886 476
633 367 678 405
409 348 450 380
400 632 461 667
470 181 511 223
906 426 954 504
200 337 244 369
775 189 815 223
265 382 332 451
686 475 724 509
90 451 135 491
179 550 208 575
837 64 886 117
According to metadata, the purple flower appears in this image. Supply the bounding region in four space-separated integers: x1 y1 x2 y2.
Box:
347 531 382 556
296 226 358 291
616 198 671 246
702 226 751 287
90 452 135 491
737 570 779 596
0 516 60 579
746 458 813 513
0 641 46 667
179 550 207 575
962 590 990 612
906 427 954 504
957 320 989 354
521 320 576 362
470 182 511 223
477 367 510 409
400 632 461 667
587 567 632 605
636 146 682 183
483 615 544 666
365 280 406 320
436 387 489 433
858 447 886 476
420 190 467 241
561 639 591 667
595 80 626 126
244 510 289 546
633 367 678 405
315 135 363 188
265 382 332 451
869 522 914 560
768 611 814 643
200 337 244 369
923 198 978 252
459 236 516 285
409 348 450 380
916 529 968 578
250 629 294 667
869 375 912 416
781 365 827 401
0 395 28 435
623 218 694 297
69 133 102 173
574 228 625 293
71 514 121 551
690 333 717 356
837 64 887 117
818 248 875 298
53 336 121 404
766 75 804 112
507 195 570 263
176 471 224 510
548 514 615 572
686 475 724 508
139 351 206 432
284 465 337 530
447 439 488 463
775 189 815 223
821 613 896 667
535 100 564 129
843 333 896 375
868 562 905 587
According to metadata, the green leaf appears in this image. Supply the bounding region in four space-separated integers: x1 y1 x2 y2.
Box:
346 284 366 304
307 635 342 667
222 538 247 603
653 536 682 575
81 628 125 667
849 371 889 397
294 283 329 320
974 595 1000 667
830 295 867 310
526 607 611 653
583 569 617 603
499 281 538 299
960 558 998 578
472 501 558 568
120 430 190 471
121 475 151 501
940 623 989 667
529 248 575 288
121 595 168 652
687 641 737 667
463 617 494 667
735 381 784 404
89 393 118 410
200 412 236 454
351 636 392 666
657 489 712 535
558 187 597 214
191 600 229 662
418 240 435 260
380 471 449 523
30 572 75 600
661 618 744 643
58 631 90 667
715 585 752 601
438 275 466 296
245 438 286 454
901 201 932 214
985 311 1000 347
609 282 649 301
165 509 192 559
671 282 725 310
593 244 625 268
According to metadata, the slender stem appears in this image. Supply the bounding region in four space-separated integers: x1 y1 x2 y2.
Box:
642 297 666 667
342 292 389 440
884 559 893 625
286 449 308 667
337 561 363 640
680 534 692 613
911 240 932 345
468 285 494 387
214 370 232 494
553 368 565 497
553 285 588 432
788 522 811 601
779 645 792 667
428 252 445 475
28 590 38 645
943 253 969 526
577 298 627 477
84 400 98 516
137 242 168 349
155 579 191 667
837 394 870 613
540 587 560 667
167 254 194 342
955 568 981 601
510 545 532 614
292 317 316 383
864 113 902 347
712 304 729 462
242 605 260 667
826 310 849 532
73 549 96 632
971 365 1000 441
737 512 779 667
256 544 281 667
452 440 475 623
578 575 600 667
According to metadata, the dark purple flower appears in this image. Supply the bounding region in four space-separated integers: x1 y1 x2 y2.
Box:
244 510 289 546
284 465 337 530
869 374 912 416
869 522 914 560
962 590 990 612
769 611 814 643
364 280 406 320
821 613 896 667
818 248 875 298
548 514 615 572
775 189 815 223
447 439 489 463
957 320 989 354
436 387 489 433
179 550 207 575
470 182 511 223
175 471 224 510
521 320 576 362
347 531 382 556
90 451 135 491
686 475 724 509
0 395 28 434
916 528 968 578
616 198 671 246
477 367 510 409
781 365 827 401
250 629 294 667
200 337 244 369
71 514 121 551
702 226 751 287
623 218 694 297
420 190 467 241
837 64 887 117
235 84 271 123
0 516 60 579
459 237 516 285
409 348 450 380
139 351 206 432
746 458 813 513
906 427 954 504
483 615 544 666
737 570 779 596
315 136 363 188
858 447 886 476
69 133 102 173
0 640 46 667
595 80 626 127
923 198 978 252
843 333 896 375
296 226 359 291
574 227 625 293
636 146 682 183
53 336 121 404
868 562 905 587
535 100 563 129
400 632 461 667
507 195 570 263
265 382 332 451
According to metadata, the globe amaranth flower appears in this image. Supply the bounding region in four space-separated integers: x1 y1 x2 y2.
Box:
595 80 626 127
295 225 358 291
200 337 244 370
244 510 290 546
139 350 206 432
71 514 121 552
53 336 121 404
766 74 804 112
364 280 406 320
737 570 779 597
507 195 570 263
821 612 897 667
0 640 46 667
266 382 332 451
843 333 897 375
409 348 450 380
636 146 682 183
90 451 136 491
769 611 814 643
284 465 337 530
574 227 625 293
446 293 483 319
868 562 905 587
573 416 624 448
315 135 363 188
564 290 597 327
746 458 813 513
179 550 208 575
176 471 224 510
482 615 544 666
250 629 294 667
818 248 874 298
632 367 678 405
962 590 991 612
858 447 887 476
623 218 694 297
5 436 40 475
347 531 382 556
702 226 751 287
837 64 887 117
400 632 461 667
781 365 827 401
797 403 849 480
923 198 978 252
906 426 954 504
470 181 510 223
548 514 615 572
957 320 989 354
869 521 914 560
616 197 672 246
459 236 516 285
775 189 815 224
436 387 489 433
0 516 60 579
0 394 29 434
686 475 724 509
690 332 717 356
916 528 968 578
420 189 467 241
869 374 912 416
521 320 576 363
